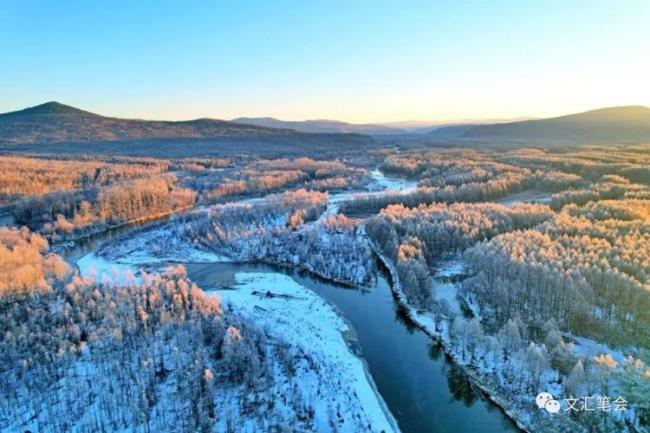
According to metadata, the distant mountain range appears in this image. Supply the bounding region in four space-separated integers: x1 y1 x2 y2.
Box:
2 102 649 147
230 117 541 135
232 117 406 135
429 106 650 144
0 102 300 145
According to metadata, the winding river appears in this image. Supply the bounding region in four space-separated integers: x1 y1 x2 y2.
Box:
58 171 540 433
185 261 520 433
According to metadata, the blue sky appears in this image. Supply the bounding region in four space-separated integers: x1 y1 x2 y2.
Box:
2 0 649 122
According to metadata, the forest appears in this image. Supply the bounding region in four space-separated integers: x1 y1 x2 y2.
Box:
195 158 369 203
363 148 650 432
1 226 379 432
2 145 650 433
13 175 196 241
367 202 555 308
5 4 650 431
172 189 373 285
1 155 374 243
339 150 583 215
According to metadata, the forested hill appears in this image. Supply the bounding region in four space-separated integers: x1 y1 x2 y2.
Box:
0 101 302 145
456 106 650 144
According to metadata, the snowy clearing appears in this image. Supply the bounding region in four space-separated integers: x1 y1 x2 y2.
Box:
213 272 399 433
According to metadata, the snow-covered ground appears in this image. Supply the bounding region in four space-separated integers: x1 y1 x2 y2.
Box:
369 169 418 192
434 256 466 278
433 281 462 314
214 272 399 433
96 226 231 265
496 190 553 207
431 256 466 314
315 169 417 223
568 335 626 365
76 243 398 433
77 225 231 284
77 253 140 285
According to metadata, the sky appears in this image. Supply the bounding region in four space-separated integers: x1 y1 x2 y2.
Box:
1 0 649 123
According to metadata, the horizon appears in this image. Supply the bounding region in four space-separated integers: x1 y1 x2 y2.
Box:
4 100 649 127
2 1 650 122
2 3 650 430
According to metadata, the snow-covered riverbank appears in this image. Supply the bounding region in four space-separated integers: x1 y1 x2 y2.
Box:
76 248 399 433
95 225 232 265
316 169 417 224
215 272 399 433
369 239 599 433
369 169 418 192
76 225 231 284
370 242 534 429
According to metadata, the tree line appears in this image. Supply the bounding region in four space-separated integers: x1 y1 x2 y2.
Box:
14 175 196 241
197 157 369 203
463 201 650 348
0 155 169 204
367 202 554 308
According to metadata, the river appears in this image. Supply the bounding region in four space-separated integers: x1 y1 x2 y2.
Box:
183 260 519 433
62 170 527 433
66 248 520 433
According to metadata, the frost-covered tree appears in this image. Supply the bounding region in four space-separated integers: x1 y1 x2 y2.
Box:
566 360 586 396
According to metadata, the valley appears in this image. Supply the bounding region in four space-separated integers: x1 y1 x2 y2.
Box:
4 3 649 432
3 143 649 432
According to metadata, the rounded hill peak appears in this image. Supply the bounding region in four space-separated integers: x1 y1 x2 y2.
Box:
2 101 99 117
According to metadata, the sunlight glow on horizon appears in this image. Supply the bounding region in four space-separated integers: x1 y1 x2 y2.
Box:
2 0 649 123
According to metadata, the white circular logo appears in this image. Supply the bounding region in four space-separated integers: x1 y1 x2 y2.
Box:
535 392 553 409
545 399 561 414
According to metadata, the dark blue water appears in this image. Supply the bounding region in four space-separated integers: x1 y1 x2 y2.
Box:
185 261 520 433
